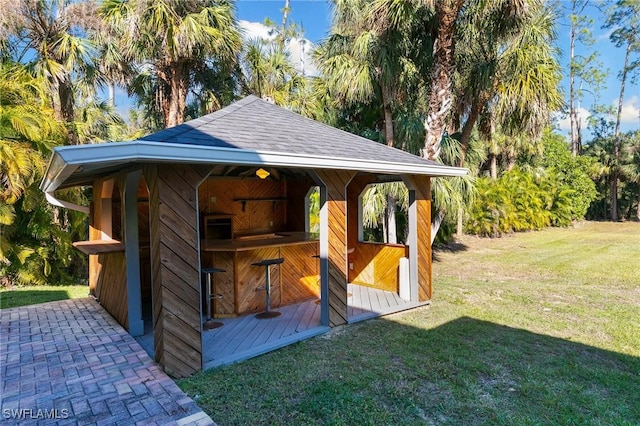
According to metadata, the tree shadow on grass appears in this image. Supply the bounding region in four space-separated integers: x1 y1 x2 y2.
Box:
182 316 640 426
433 241 468 262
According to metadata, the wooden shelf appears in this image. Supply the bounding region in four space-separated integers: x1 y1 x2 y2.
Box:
233 198 287 202
72 240 125 255
233 197 287 211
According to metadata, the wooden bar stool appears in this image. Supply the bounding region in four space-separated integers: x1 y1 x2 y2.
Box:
202 267 226 330
252 258 284 319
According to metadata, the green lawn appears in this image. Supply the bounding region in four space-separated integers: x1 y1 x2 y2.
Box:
179 222 640 425
0 284 89 309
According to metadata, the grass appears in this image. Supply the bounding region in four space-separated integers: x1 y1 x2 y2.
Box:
178 222 640 425
0 284 89 309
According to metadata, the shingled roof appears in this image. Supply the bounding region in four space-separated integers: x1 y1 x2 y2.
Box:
41 95 466 196
141 95 443 168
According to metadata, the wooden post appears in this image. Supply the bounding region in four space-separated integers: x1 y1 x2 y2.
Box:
313 170 356 327
145 164 210 377
402 175 432 302
122 170 144 336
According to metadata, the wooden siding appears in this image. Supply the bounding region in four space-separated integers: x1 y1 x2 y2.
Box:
88 184 101 294
315 169 355 327
198 178 288 235
285 177 316 232
202 243 318 316
93 251 128 328
209 252 236 316
349 243 407 292
145 164 209 378
88 177 128 330
280 243 319 304
404 175 432 301
236 247 281 313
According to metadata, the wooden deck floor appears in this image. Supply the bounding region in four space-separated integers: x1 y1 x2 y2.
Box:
347 283 430 323
136 284 429 370
202 298 327 369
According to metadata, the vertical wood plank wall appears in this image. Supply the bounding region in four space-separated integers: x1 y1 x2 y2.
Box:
198 178 288 235
88 182 102 294
93 251 128 328
89 177 129 330
404 175 432 301
145 164 210 378
315 169 355 327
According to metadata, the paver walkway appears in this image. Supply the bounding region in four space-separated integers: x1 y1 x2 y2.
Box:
0 298 214 425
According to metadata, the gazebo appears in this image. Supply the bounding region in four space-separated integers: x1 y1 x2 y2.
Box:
41 95 467 377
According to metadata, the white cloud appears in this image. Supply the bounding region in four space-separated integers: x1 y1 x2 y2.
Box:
554 107 592 132
238 20 319 77
619 95 640 125
238 20 275 41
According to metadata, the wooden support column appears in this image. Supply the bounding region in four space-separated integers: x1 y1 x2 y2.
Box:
402 175 432 302
313 170 356 327
88 178 115 294
122 171 144 336
145 164 211 377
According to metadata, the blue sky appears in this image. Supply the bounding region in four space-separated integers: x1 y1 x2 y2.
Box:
234 0 639 139
113 0 638 140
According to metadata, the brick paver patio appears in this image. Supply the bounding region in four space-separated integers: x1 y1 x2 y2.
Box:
0 298 215 425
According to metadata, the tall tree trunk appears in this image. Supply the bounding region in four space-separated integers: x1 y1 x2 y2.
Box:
459 97 482 166
456 207 463 237
58 77 78 144
569 12 581 156
380 86 397 243
611 42 630 221
490 154 498 179
636 187 640 221
280 0 291 48
166 65 188 128
108 83 115 108
381 83 394 147
422 0 463 161
386 193 397 244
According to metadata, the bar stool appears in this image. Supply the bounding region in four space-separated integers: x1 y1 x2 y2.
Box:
202 267 226 330
252 258 285 319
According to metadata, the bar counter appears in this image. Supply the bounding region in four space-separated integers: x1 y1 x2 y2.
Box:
200 232 319 252
200 232 320 317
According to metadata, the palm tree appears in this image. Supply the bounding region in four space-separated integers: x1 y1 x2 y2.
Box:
0 63 61 206
452 1 563 168
100 0 242 128
242 38 305 106
0 0 99 144
316 0 424 148
0 62 86 286
316 0 426 243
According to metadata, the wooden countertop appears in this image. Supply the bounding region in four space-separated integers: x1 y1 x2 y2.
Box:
73 239 125 255
201 232 319 252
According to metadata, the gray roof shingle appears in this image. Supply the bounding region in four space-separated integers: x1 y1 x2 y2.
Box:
141 95 441 169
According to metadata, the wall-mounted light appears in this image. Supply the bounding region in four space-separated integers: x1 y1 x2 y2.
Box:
256 168 270 179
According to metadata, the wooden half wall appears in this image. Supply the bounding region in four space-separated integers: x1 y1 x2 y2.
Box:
145 164 210 378
346 175 408 293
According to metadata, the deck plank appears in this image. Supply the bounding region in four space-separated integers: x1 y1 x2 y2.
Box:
203 300 322 364
194 285 427 368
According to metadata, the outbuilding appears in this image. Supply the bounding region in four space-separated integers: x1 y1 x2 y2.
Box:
41 96 467 377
